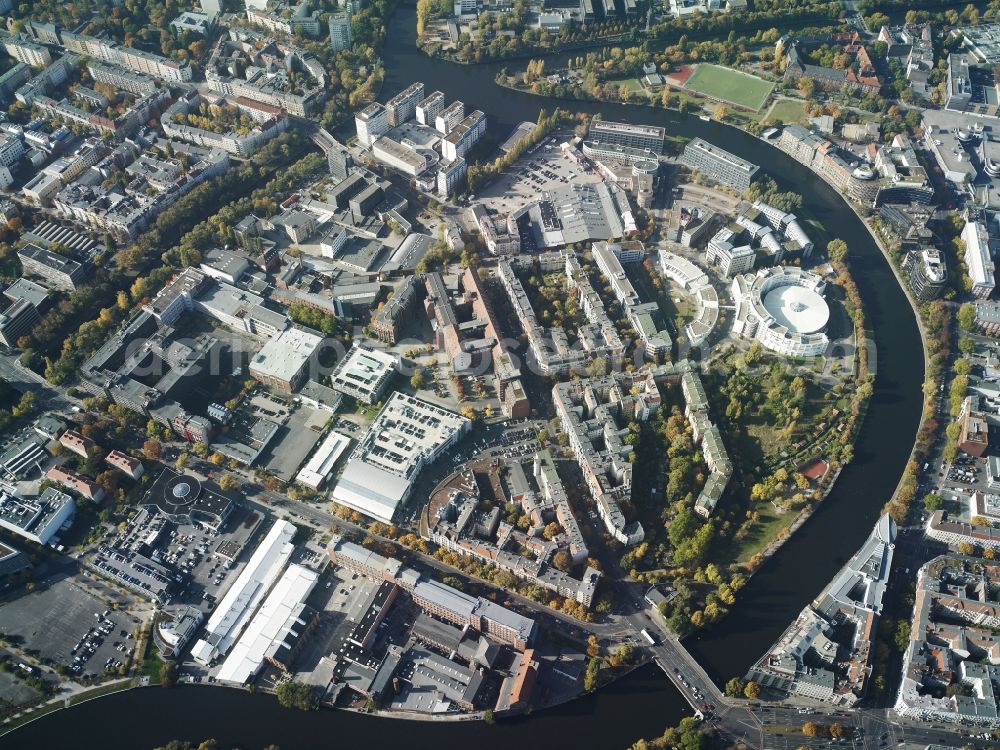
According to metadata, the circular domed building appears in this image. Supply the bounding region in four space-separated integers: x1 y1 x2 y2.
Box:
731 267 830 357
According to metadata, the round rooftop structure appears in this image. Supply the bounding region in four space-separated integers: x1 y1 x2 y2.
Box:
762 284 830 335
161 473 202 514
731 266 831 357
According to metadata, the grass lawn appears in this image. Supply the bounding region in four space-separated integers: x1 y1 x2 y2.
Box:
763 98 806 124
733 506 793 564
684 64 775 111
603 76 645 95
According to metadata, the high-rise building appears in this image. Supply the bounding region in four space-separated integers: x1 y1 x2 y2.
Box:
328 146 353 181
384 82 425 127
437 157 467 198
355 102 389 147
329 11 353 52
416 91 445 126
200 0 222 16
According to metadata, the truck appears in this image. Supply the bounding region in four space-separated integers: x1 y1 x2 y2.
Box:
641 628 657 646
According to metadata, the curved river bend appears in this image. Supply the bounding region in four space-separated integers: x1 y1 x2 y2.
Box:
3 6 925 749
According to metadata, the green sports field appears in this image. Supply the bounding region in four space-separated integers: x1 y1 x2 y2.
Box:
684 64 775 111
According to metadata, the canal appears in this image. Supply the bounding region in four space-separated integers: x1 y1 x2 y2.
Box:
2 5 926 748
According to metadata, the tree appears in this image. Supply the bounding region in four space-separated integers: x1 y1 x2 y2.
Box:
830 723 845 739
410 368 427 390
802 722 821 737
175 452 190 472
724 677 745 697
743 680 760 699
924 492 942 512
160 661 177 688
275 680 318 711
553 549 573 572
958 303 977 332
827 239 849 263
143 439 162 460
219 474 240 492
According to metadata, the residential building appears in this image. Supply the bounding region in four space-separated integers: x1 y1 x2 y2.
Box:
437 157 467 198
384 82 424 127
46 466 104 502
329 11 353 52
105 450 144 480
416 91 445 126
356 102 389 147
435 100 465 135
442 110 486 161
59 429 93 459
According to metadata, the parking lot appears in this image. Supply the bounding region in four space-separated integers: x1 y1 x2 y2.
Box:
0 578 139 679
475 134 601 220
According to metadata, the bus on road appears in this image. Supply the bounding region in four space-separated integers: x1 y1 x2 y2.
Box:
641 628 657 645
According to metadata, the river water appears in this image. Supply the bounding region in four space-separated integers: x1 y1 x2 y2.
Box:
1 6 926 748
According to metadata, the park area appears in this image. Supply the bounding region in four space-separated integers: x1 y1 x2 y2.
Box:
684 64 775 111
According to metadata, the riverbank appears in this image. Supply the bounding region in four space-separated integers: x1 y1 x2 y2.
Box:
1 664 686 750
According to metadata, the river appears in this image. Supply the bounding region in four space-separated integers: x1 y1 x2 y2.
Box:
1 5 926 748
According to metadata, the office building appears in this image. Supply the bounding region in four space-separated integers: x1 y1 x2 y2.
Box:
945 53 973 111
588 119 665 153
329 343 398 405
328 145 354 181
903 246 947 302
681 138 760 192
17 243 86 291
327 535 536 649
200 0 222 17
191 520 296 666
249 327 324 393
0 486 74 545
356 102 389 147
372 137 427 176
732 267 830 357
0 298 39 347
963 216 995 299
384 82 424 127
332 393 470 523
170 11 214 37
